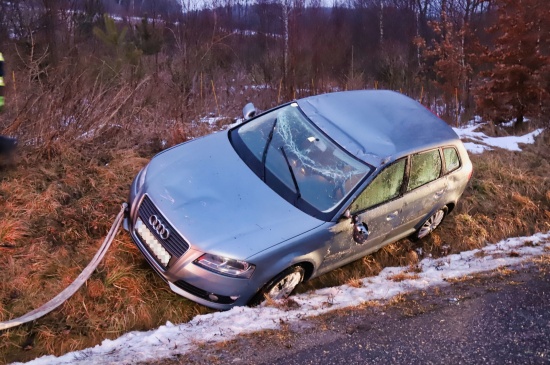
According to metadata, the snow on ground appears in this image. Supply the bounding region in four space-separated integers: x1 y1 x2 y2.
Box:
453 122 544 154
197 115 228 125
12 115 547 365
17 232 550 365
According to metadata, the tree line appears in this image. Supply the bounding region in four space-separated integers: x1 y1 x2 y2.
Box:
0 0 548 128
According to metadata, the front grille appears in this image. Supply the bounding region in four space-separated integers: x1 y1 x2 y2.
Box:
173 280 236 305
138 195 190 258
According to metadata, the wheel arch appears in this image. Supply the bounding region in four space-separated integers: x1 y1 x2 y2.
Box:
415 204 449 231
411 204 449 241
296 261 315 282
446 202 456 214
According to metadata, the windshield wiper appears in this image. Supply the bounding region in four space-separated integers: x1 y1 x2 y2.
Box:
261 118 277 180
280 146 301 203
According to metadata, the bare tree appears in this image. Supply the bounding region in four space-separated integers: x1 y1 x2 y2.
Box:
475 0 550 127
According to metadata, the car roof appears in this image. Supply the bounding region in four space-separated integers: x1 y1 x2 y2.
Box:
297 90 460 167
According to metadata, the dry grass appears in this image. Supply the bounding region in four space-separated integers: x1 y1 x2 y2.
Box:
387 272 421 282
0 148 216 363
532 254 550 265
387 294 406 305
444 274 480 284
357 300 381 309
346 277 363 288
495 267 518 276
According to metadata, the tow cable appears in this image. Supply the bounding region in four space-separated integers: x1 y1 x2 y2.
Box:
0 203 128 331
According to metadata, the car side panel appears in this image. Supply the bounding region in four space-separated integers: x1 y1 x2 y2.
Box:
399 176 448 230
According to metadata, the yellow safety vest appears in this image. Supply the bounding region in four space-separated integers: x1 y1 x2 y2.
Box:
0 52 4 109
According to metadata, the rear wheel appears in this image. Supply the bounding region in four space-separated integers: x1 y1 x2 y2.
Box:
249 266 305 306
413 207 448 240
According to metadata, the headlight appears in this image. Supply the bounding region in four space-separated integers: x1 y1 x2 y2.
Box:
194 254 255 278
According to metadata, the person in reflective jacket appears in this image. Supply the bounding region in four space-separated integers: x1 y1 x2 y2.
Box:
0 52 17 160
0 52 4 110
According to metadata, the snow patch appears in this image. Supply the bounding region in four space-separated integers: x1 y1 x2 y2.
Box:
198 116 227 125
16 232 550 365
453 123 543 154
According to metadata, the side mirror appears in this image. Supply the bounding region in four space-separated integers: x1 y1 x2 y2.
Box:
352 215 369 244
242 102 257 121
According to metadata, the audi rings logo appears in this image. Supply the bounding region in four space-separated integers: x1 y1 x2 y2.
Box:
149 215 170 240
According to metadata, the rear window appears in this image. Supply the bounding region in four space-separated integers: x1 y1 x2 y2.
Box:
443 147 460 173
407 150 442 191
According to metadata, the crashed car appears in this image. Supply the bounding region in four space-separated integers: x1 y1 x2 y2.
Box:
124 90 472 309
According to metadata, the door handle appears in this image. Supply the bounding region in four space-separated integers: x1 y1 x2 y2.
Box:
434 189 445 198
386 211 399 220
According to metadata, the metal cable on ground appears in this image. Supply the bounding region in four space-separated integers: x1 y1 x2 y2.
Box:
0 203 127 331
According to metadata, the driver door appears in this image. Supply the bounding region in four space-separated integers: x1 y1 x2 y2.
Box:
320 159 407 271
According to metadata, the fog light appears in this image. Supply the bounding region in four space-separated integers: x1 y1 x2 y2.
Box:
208 294 219 302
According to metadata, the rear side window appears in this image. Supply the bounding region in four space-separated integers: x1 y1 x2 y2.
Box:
351 159 406 213
443 147 460 173
407 150 441 191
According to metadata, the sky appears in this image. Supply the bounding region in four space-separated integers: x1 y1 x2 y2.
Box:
13 118 549 365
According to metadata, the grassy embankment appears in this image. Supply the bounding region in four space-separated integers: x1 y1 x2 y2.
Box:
0 64 549 363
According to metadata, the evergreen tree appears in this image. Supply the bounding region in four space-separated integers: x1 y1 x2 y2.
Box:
135 16 163 56
93 14 142 80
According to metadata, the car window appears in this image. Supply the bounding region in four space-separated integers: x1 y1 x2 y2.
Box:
351 159 406 213
443 147 460 173
237 111 277 162
232 103 373 219
407 149 442 191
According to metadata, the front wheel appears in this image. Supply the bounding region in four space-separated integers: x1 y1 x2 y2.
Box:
412 207 448 240
249 266 305 306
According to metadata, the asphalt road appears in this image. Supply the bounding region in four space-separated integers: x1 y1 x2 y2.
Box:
177 260 550 365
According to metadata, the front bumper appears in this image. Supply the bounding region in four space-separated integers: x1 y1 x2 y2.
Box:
125 195 257 310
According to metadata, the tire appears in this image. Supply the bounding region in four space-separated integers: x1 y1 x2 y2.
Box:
249 266 305 306
412 206 448 240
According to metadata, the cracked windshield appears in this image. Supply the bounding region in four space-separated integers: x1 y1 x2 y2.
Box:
236 103 372 213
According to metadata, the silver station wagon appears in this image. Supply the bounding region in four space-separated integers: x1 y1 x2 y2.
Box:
124 90 472 309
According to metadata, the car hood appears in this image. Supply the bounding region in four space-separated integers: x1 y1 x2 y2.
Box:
141 131 324 260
